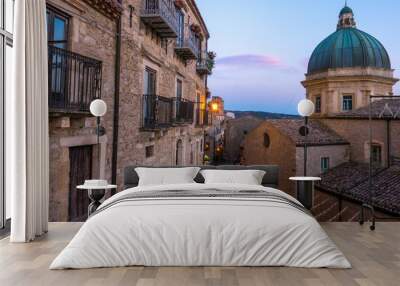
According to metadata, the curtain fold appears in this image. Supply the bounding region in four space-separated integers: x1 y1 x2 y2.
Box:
9 0 49 242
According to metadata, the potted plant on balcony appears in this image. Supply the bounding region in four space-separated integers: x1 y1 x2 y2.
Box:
206 51 216 74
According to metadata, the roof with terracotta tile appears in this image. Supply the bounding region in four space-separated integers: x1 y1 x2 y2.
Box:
266 119 349 146
333 98 400 119
316 160 400 215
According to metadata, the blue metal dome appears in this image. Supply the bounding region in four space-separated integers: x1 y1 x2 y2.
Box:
307 27 391 74
308 5 391 75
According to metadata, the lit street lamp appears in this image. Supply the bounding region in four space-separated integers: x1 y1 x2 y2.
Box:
210 101 220 164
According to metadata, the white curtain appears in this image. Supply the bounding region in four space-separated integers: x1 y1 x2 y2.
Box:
8 0 49 242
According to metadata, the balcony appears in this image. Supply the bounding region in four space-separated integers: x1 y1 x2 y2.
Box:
174 98 195 124
196 53 212 75
48 45 102 114
196 108 210 126
141 94 174 130
140 0 179 38
175 30 199 60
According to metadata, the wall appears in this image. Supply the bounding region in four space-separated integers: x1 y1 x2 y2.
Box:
114 0 208 187
302 67 397 116
242 122 296 196
47 0 117 221
223 116 263 164
320 119 392 166
313 189 394 221
295 144 350 177
47 0 210 221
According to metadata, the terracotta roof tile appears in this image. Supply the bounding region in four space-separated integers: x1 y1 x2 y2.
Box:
267 119 348 146
316 161 400 215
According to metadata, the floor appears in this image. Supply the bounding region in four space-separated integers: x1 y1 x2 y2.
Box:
0 222 399 286
0 219 10 239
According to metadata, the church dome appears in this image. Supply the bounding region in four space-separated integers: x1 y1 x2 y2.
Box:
307 6 391 75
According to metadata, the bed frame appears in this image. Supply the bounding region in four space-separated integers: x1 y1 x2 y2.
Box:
123 165 279 189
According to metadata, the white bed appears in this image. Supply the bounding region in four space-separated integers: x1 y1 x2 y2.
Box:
50 183 351 269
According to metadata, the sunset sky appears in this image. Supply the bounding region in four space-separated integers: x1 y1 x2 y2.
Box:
197 0 400 114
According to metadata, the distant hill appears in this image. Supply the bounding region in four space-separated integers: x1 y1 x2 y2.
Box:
227 110 300 119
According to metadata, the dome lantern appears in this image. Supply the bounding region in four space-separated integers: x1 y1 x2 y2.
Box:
337 3 356 30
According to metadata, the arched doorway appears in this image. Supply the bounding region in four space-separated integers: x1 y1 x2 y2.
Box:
176 139 183 166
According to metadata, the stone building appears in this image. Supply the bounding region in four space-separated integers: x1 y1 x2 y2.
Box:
304 5 400 220
242 119 350 196
315 101 400 221
223 116 263 164
204 96 225 163
47 0 213 221
242 4 400 221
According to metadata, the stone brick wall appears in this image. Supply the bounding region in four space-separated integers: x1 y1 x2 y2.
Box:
320 119 392 166
47 0 210 221
223 116 263 164
242 121 297 196
295 144 350 177
313 189 394 222
47 0 117 221
390 121 400 159
302 67 397 117
114 0 208 187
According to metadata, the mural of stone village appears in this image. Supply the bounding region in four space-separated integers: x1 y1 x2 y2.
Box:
38 0 400 222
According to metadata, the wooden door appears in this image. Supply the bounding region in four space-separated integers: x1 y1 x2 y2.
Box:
176 139 183 166
69 145 92 222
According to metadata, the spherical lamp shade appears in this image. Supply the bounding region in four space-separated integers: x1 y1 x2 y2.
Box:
90 99 107 117
297 99 315 117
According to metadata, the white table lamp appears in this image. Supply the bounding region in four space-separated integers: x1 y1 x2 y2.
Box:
297 99 315 176
90 99 107 178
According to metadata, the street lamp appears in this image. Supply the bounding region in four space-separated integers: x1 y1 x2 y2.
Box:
297 99 315 176
90 99 107 177
209 101 220 164
211 102 219 113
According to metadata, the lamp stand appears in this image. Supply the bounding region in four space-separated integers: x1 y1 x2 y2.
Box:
96 116 101 178
304 116 308 176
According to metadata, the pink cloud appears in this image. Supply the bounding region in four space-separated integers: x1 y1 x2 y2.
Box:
217 54 284 68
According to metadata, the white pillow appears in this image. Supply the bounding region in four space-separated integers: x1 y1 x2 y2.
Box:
200 169 266 185
135 167 201 186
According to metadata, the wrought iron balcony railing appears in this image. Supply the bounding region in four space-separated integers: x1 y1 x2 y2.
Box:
196 52 212 75
174 98 194 124
141 0 179 38
141 95 195 130
175 30 199 60
48 45 102 114
141 94 174 130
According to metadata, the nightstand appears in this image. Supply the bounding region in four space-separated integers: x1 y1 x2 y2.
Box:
289 177 321 210
77 184 117 216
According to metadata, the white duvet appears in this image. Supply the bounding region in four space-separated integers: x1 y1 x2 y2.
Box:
50 183 351 269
